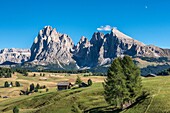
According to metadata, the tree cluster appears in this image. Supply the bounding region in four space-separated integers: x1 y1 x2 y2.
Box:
157 68 170 75
38 69 90 74
13 68 28 76
138 56 170 63
103 56 142 109
4 81 20 88
29 83 46 93
0 67 13 78
141 64 170 76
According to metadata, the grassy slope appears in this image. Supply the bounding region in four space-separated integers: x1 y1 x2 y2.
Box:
0 76 170 113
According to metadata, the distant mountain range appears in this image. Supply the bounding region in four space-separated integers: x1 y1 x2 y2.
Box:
1 26 170 73
0 48 30 64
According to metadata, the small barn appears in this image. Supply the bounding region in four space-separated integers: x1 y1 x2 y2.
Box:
145 73 157 77
57 82 72 90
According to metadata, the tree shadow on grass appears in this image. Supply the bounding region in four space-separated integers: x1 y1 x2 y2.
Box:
85 91 150 113
84 106 122 113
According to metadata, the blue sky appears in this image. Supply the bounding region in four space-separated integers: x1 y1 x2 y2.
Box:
0 0 170 49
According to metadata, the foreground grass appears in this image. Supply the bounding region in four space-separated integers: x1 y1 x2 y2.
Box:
0 76 170 113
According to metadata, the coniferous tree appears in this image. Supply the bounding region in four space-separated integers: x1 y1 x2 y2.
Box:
33 74 36 77
75 76 82 85
10 82 13 87
43 73 45 77
30 83 35 92
36 83 40 89
103 58 129 109
121 56 142 102
87 79 92 86
15 81 20 87
4 81 9 87
103 56 142 109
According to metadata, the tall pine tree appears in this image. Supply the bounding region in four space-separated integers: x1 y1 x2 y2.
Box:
103 58 129 109
121 56 142 103
103 56 142 109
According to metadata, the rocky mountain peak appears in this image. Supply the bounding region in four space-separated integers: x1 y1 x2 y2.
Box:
30 26 77 70
90 32 104 44
76 36 90 48
1 25 170 72
111 28 132 39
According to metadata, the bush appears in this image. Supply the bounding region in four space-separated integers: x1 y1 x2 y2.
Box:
43 85 46 89
13 106 19 113
10 82 13 87
33 74 36 77
4 81 9 87
30 83 35 92
36 83 40 89
88 79 92 86
15 81 20 87
46 88 49 92
34 88 38 92
43 73 45 77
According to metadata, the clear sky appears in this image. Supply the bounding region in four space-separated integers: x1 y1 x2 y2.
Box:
0 0 170 49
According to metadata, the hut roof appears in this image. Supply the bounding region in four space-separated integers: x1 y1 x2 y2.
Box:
57 82 70 86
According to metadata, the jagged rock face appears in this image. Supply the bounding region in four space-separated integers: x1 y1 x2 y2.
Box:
30 26 77 69
74 28 170 68
0 48 30 64
30 26 170 70
74 33 105 67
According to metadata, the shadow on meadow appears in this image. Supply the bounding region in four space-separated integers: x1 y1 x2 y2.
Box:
85 91 150 113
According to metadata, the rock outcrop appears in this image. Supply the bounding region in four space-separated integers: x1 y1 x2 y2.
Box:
0 48 30 64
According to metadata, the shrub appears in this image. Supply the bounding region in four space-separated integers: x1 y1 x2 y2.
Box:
13 106 19 113
33 74 36 77
36 83 40 89
15 81 20 87
10 82 13 87
4 81 9 87
46 88 49 92
43 73 45 77
88 79 92 86
30 83 35 92
34 88 38 92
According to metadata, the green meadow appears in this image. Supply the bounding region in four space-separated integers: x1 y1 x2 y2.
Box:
0 75 170 113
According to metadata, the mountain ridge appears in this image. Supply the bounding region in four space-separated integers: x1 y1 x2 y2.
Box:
1 26 170 73
29 26 170 70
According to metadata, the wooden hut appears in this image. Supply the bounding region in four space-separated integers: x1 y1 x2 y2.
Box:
57 82 72 90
